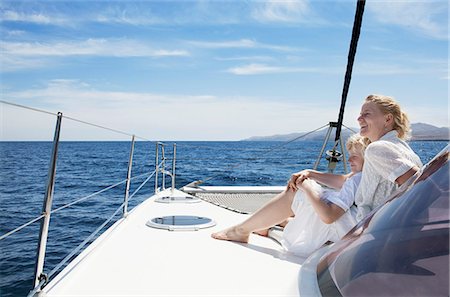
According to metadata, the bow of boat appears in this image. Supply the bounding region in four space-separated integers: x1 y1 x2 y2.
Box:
40 187 305 296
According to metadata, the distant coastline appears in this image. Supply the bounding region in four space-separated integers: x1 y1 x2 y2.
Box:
242 123 449 142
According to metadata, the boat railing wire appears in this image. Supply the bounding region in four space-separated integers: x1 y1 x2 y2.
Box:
0 100 167 295
0 168 161 241
179 123 357 188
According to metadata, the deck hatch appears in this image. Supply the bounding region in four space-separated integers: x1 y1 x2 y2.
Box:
155 196 201 203
146 215 216 231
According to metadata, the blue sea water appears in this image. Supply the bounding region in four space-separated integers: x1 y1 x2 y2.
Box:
0 140 447 297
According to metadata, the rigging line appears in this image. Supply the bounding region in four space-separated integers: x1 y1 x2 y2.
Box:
0 100 57 116
183 123 329 187
51 168 160 215
63 115 151 141
128 170 157 200
50 179 128 215
46 201 126 281
0 214 45 241
1 169 159 241
342 123 358 134
335 0 366 142
0 100 153 142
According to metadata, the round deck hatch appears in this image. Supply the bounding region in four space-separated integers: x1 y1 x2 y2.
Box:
155 196 201 203
146 215 216 231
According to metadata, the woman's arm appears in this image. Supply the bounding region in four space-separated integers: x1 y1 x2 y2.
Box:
288 169 349 191
299 179 346 224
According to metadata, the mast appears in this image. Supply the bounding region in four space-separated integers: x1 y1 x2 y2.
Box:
334 0 366 143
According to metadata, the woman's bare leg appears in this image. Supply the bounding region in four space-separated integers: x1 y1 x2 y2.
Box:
211 188 296 243
254 218 292 237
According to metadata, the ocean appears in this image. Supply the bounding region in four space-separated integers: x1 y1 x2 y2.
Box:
0 140 447 297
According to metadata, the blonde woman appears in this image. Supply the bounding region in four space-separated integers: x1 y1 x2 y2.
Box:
353 94 422 220
292 94 423 221
212 95 422 255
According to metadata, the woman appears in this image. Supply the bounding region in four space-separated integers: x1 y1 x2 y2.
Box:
212 94 422 249
354 94 422 220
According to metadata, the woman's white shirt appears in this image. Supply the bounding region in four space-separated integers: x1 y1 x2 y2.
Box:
354 131 422 221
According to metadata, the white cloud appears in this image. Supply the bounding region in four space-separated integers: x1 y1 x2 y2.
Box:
354 63 419 75
2 80 340 141
215 55 275 62
226 63 327 75
368 1 448 40
1 9 71 26
251 0 311 23
1 38 190 71
1 39 190 57
3 79 448 141
187 39 299 52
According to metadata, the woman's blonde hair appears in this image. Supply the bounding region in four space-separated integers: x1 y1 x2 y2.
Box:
346 133 370 155
365 94 411 140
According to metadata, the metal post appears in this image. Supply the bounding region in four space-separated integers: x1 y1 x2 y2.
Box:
339 135 348 173
154 142 159 193
313 123 334 170
171 143 177 192
33 112 63 288
123 135 135 217
161 144 166 190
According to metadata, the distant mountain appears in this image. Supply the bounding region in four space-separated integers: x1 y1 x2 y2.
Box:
409 123 450 141
242 123 449 142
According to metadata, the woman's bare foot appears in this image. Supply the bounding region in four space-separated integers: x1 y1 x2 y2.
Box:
211 226 250 243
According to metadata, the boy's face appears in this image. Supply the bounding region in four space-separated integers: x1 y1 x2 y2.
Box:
348 148 364 173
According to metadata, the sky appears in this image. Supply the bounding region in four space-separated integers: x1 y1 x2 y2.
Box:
0 0 448 141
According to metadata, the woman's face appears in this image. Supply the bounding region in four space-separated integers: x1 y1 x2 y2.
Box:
357 101 391 142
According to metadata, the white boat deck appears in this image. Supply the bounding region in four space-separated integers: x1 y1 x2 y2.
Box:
41 188 305 296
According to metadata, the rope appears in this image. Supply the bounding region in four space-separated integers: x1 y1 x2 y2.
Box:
0 214 45 241
46 201 126 281
128 170 156 200
183 123 329 187
0 169 158 241
50 179 128 215
335 0 366 142
0 100 152 141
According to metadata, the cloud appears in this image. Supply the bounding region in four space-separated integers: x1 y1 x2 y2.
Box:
354 63 419 75
226 63 326 75
368 1 448 40
1 9 71 26
1 38 189 57
187 38 300 52
1 38 190 71
251 0 314 23
215 56 275 62
2 80 340 141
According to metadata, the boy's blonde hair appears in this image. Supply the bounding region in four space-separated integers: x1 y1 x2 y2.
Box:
346 133 370 155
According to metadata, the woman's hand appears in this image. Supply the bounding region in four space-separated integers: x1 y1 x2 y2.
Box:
287 170 311 191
